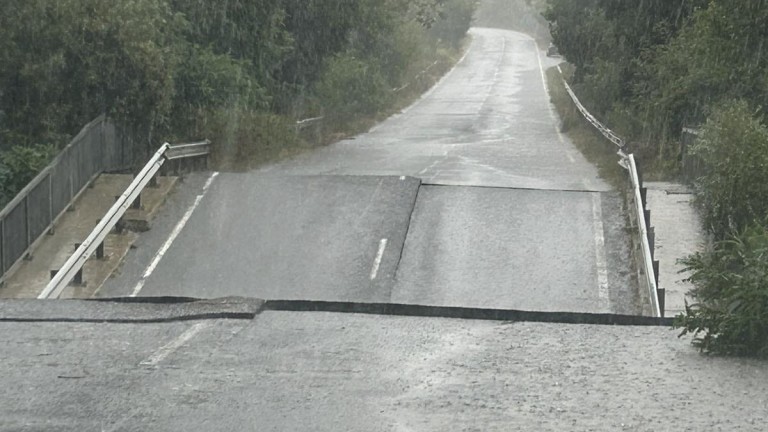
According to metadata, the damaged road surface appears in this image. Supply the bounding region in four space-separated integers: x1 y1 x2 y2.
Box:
100 28 640 315
2 299 767 431
1 27 683 432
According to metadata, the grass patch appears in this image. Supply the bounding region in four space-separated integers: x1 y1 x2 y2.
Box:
545 65 627 190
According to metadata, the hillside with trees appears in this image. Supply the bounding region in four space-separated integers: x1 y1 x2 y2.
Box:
545 0 768 357
0 0 476 204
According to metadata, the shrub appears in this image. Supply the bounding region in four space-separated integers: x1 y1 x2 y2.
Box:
315 53 391 126
0 144 56 205
676 222 768 357
195 108 299 171
691 100 768 239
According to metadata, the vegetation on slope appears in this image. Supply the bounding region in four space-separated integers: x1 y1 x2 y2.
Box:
0 0 476 203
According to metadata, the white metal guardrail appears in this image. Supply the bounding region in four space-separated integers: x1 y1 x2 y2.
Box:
165 140 211 160
628 154 662 317
38 141 209 299
296 116 325 131
557 66 625 150
556 67 662 317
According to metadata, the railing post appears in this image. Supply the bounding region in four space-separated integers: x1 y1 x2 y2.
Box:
68 171 75 211
48 173 54 234
96 241 105 260
24 196 31 257
658 288 666 318
1 219 5 276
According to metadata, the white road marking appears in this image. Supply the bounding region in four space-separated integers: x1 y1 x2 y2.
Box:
140 322 209 366
370 238 389 280
129 172 219 297
400 176 406 180
591 193 610 302
534 40 551 95
534 40 577 164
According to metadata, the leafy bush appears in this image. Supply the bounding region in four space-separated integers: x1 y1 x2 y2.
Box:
195 108 299 171
315 53 391 126
676 222 768 357
691 100 768 239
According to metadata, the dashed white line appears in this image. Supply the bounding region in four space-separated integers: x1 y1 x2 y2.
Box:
591 193 610 302
130 172 219 297
140 322 209 366
370 238 389 280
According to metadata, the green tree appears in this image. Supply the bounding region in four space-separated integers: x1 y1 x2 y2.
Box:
170 0 292 92
690 100 768 239
636 0 768 147
543 0 708 156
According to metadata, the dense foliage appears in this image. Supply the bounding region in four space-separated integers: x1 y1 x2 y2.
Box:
0 144 56 204
545 0 768 356
0 0 476 203
675 102 768 356
678 222 768 357
691 101 768 240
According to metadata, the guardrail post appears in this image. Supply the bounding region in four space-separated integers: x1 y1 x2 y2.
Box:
50 267 81 285
657 288 666 318
48 173 55 235
68 171 75 211
648 227 655 257
24 196 31 260
73 268 83 286
96 241 105 260
644 209 651 234
1 219 5 276
652 260 660 287
113 218 125 234
116 194 141 210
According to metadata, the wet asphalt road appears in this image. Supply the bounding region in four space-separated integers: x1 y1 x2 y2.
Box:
260 28 607 191
3 302 768 431
101 28 640 314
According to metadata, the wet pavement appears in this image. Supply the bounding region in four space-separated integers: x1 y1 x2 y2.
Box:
391 186 637 314
2 301 767 431
1 24 759 432
101 27 639 315
260 28 607 192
